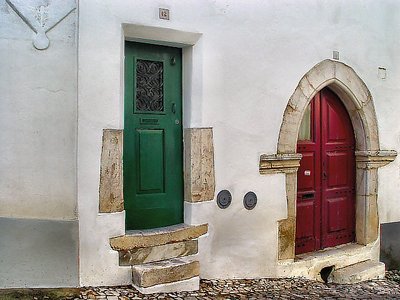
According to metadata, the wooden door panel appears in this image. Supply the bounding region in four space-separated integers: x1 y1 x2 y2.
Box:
327 103 347 142
124 42 183 230
297 152 316 191
296 88 355 255
296 201 316 238
326 152 348 188
296 199 317 253
137 129 165 193
321 88 355 249
327 196 348 232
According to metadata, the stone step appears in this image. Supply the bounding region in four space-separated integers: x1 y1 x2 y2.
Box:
119 240 198 266
331 260 385 284
110 223 208 250
132 258 200 293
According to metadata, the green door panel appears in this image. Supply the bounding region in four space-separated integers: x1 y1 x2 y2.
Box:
124 42 183 230
138 129 164 193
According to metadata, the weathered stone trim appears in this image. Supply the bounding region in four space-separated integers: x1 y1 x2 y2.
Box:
119 240 198 266
275 59 397 261
355 150 397 169
110 223 208 250
132 259 200 288
277 242 379 281
133 276 200 294
278 217 296 260
184 128 215 202
259 153 302 174
99 129 124 213
278 59 379 153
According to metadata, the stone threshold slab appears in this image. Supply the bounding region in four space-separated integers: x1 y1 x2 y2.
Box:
132 276 200 294
277 242 378 281
110 223 208 250
331 260 385 284
294 243 371 263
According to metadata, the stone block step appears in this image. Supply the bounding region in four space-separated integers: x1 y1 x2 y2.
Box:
110 223 208 250
331 260 385 284
132 258 200 288
119 240 198 265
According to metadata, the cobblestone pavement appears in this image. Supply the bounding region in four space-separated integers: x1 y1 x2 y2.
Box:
76 271 400 300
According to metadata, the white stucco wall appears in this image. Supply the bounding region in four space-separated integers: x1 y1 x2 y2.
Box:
77 0 400 285
0 0 79 288
0 2 77 220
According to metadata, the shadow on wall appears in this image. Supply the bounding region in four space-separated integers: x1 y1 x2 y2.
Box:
381 222 400 270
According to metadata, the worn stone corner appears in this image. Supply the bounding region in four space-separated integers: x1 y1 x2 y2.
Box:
99 129 124 213
278 217 295 260
184 128 215 203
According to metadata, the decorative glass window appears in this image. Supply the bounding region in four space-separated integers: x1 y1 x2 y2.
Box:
298 103 311 140
136 59 164 112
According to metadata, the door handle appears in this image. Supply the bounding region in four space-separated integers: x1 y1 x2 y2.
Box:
322 161 327 180
172 102 176 114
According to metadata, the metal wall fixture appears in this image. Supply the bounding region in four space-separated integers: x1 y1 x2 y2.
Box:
217 190 232 209
243 191 257 210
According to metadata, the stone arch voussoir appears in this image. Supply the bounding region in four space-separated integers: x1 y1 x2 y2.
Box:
270 59 397 260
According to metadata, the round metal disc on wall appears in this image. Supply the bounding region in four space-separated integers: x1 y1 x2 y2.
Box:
243 191 257 210
217 190 232 209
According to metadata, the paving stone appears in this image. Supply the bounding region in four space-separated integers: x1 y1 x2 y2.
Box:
72 270 400 299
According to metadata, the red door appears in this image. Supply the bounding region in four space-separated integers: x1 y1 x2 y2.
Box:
295 88 355 255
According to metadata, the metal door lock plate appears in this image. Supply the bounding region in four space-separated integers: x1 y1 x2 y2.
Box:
217 190 232 209
243 191 257 210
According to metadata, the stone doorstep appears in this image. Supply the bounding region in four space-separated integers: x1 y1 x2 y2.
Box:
119 240 198 266
132 276 200 294
294 243 374 267
277 242 378 281
331 260 385 284
110 223 208 250
132 258 200 288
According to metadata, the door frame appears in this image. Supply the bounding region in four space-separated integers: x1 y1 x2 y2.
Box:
276 59 397 260
118 25 214 231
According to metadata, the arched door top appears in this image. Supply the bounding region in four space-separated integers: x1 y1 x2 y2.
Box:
278 59 378 154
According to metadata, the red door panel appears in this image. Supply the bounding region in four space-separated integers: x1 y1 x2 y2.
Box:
296 201 317 253
327 196 348 232
296 88 355 255
297 152 316 190
326 104 347 141
326 152 348 188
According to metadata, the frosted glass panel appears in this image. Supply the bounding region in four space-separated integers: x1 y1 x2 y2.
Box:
298 104 311 141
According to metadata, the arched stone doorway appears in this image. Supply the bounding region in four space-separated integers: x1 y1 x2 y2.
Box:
259 59 397 261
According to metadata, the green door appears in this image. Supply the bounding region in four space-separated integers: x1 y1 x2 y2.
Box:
124 42 183 230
